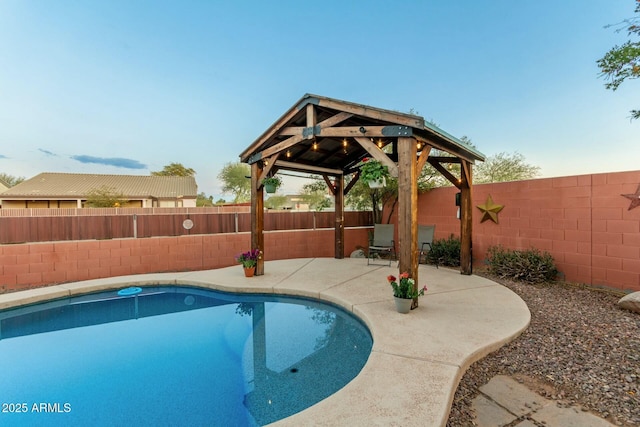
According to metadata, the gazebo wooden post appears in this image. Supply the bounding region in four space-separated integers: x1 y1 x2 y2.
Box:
334 175 344 259
397 137 419 308
251 162 265 275
460 160 473 275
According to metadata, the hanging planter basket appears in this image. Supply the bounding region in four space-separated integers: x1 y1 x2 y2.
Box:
368 177 386 189
264 183 277 193
360 158 388 189
262 176 281 194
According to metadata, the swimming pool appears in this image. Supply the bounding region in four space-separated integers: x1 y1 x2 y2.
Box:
0 286 373 426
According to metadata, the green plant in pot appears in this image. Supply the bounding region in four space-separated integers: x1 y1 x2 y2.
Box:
236 249 261 268
262 175 282 194
235 249 262 277
359 158 389 188
387 272 427 313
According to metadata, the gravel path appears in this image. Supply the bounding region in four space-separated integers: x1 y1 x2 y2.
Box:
446 274 640 427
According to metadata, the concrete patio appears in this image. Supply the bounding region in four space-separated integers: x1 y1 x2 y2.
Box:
0 258 531 426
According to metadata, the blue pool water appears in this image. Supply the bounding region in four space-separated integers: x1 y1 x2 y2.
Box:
0 286 372 426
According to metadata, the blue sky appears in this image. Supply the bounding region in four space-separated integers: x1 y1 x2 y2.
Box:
0 0 637 199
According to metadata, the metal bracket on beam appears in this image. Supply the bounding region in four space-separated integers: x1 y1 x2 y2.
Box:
302 125 321 138
382 126 413 137
296 96 319 110
247 152 263 165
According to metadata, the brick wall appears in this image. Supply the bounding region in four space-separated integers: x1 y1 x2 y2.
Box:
416 170 640 292
0 228 370 293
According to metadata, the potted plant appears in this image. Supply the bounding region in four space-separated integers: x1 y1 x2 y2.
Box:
235 249 262 277
387 272 427 313
359 158 389 188
262 176 282 194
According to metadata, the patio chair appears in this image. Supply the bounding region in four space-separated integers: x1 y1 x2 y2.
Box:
418 224 438 268
367 224 396 266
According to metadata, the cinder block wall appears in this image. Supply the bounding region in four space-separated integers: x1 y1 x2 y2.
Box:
416 170 640 292
4 169 639 293
0 228 370 293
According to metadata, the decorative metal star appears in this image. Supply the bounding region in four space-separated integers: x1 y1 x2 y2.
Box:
622 184 640 211
476 194 504 224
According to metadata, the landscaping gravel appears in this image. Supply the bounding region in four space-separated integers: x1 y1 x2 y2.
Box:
446 274 640 427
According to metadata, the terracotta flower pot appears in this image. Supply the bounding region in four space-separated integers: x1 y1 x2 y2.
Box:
243 266 256 277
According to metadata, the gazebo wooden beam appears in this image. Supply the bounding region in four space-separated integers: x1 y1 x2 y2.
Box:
354 136 398 177
415 135 477 164
274 160 343 176
461 160 472 185
306 103 316 129
318 111 353 127
344 171 360 195
279 125 413 139
314 96 424 128
429 156 461 164
243 107 303 156
248 134 304 164
323 175 336 195
257 153 280 188
416 146 432 173
280 112 354 136
428 157 462 189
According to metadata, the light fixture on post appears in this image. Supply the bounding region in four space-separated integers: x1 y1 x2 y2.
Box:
377 139 383 148
286 150 291 158
312 137 318 150
416 141 422 150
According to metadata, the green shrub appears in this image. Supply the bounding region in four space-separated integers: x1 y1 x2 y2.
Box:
486 245 558 284
427 234 461 267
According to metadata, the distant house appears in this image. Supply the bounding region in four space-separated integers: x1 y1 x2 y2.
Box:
266 194 335 211
0 173 198 209
0 178 9 208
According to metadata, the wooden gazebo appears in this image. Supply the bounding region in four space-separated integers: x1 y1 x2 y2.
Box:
240 94 485 299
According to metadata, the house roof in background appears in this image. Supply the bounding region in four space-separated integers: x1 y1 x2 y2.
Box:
0 173 198 199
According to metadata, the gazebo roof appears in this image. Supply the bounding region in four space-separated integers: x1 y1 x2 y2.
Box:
242 93 482 279
240 93 485 175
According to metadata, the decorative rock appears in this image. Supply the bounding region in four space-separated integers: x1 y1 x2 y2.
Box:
349 249 366 258
618 292 640 313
